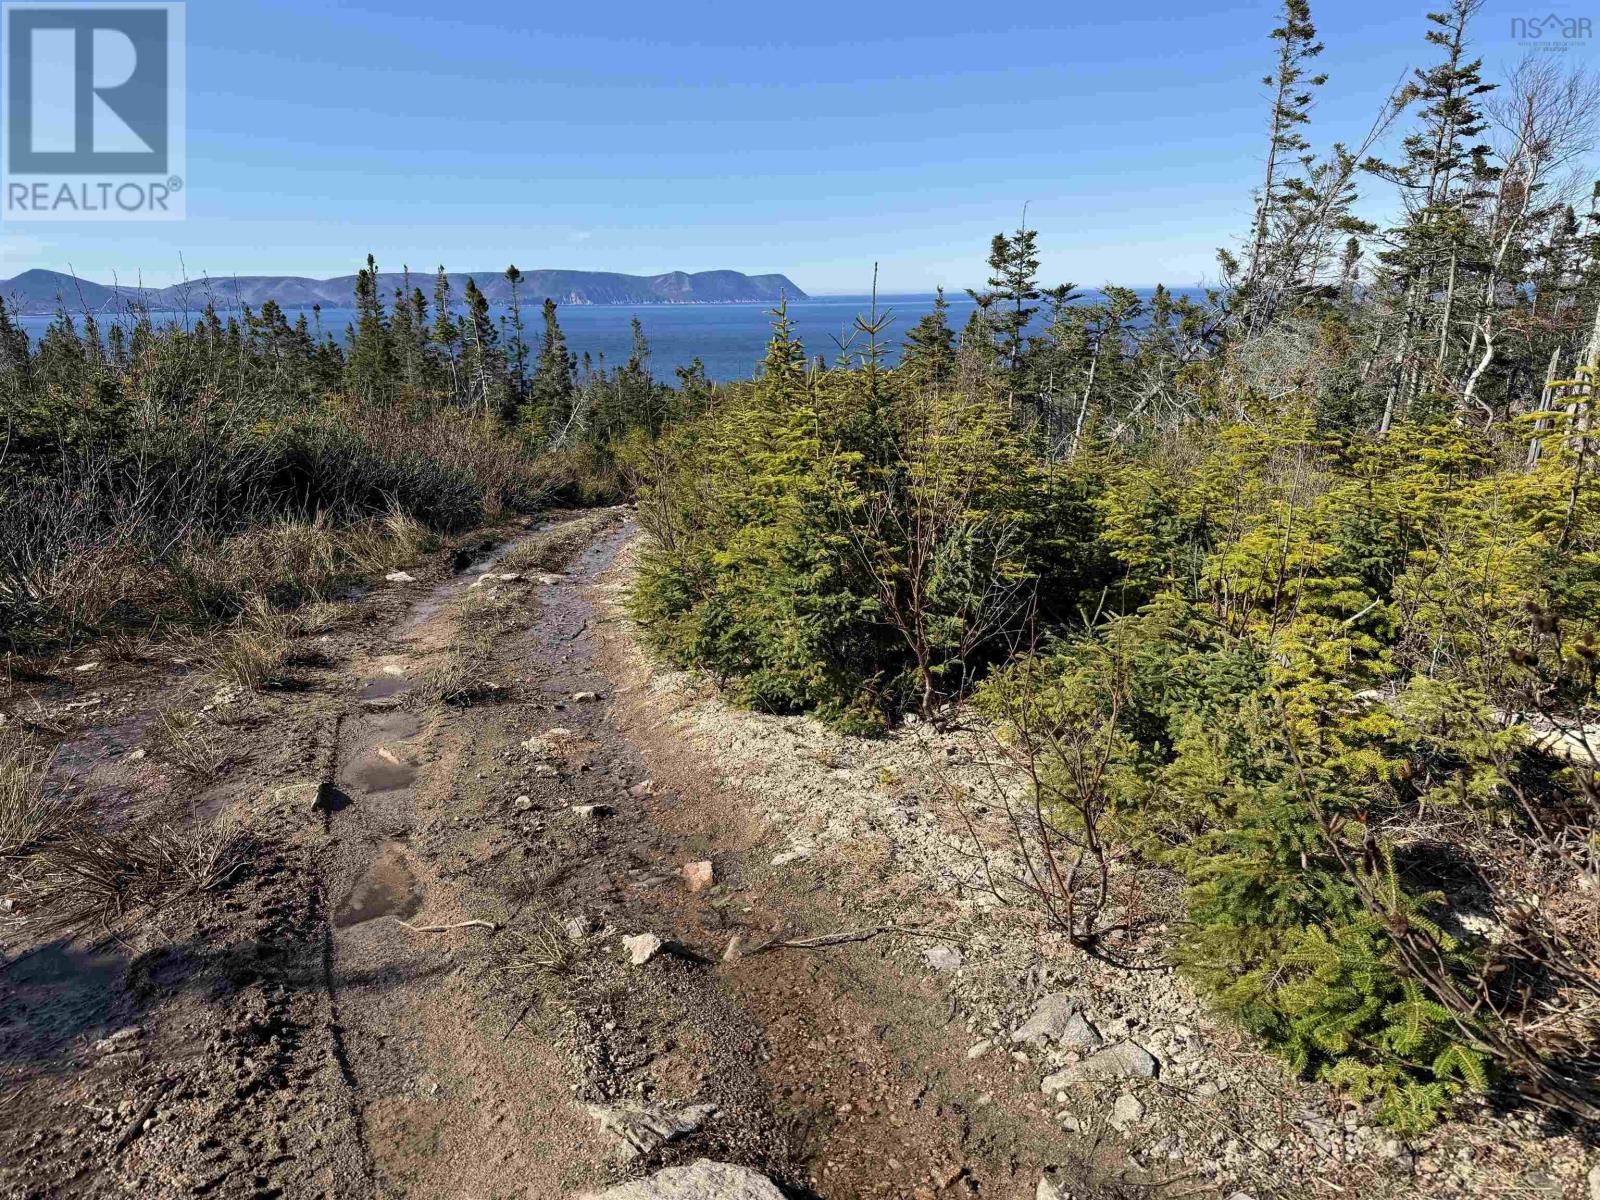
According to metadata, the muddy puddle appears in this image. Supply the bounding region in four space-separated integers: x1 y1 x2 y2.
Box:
358 675 411 702
333 841 424 928
344 709 425 794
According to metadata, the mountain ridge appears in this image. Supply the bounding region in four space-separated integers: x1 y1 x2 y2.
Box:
0 267 808 315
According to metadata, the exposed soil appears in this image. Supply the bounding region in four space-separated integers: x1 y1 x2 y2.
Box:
0 512 1074 1200
2 511 1594 1200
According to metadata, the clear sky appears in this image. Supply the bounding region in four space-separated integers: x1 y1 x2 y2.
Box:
0 0 1585 294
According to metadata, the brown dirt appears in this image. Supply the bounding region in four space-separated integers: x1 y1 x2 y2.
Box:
0 512 1090 1200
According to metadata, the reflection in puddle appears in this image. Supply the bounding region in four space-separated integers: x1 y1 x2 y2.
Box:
334 842 423 928
358 676 410 701
348 747 418 794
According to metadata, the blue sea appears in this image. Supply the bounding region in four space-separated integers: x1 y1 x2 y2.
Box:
12 289 1198 384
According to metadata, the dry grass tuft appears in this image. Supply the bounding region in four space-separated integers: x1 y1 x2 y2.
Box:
151 708 228 782
413 633 505 707
210 618 294 691
499 509 624 575
0 734 78 860
504 915 581 978
16 822 250 933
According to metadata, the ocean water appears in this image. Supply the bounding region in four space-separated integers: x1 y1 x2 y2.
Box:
12 288 1198 384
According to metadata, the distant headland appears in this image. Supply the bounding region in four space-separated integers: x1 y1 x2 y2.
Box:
0 267 809 315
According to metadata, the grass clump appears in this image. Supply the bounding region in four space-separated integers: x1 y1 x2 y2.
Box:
17 822 250 933
0 733 76 860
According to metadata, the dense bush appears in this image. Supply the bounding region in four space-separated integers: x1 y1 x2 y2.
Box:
626 306 1095 732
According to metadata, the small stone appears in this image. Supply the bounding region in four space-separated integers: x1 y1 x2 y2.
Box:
623 934 664 965
385 571 416 584
1012 993 1083 1044
563 917 591 941
1059 1013 1104 1051
74 661 100 672
723 936 744 961
571 804 612 820
1108 1093 1145 1132
1225 1193 1257 1200
1040 1041 1158 1090
1036 1176 1069 1200
513 795 533 810
770 848 811 866
629 780 655 799
572 691 601 703
533 764 559 778
126 748 146 761
922 945 963 972
1587 1165 1599 1200
966 1040 993 1060
682 861 715 893
584 1103 718 1160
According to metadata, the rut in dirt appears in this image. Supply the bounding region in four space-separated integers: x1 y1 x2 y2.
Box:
1 510 1073 1200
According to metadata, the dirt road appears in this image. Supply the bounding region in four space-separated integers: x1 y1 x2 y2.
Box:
0 512 1076 1199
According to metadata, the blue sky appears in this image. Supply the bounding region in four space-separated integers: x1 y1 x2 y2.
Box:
0 0 1586 293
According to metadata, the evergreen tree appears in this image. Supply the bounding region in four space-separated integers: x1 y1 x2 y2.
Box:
460 277 505 417
968 224 1042 385
900 287 956 385
527 298 577 445
429 266 460 401
1235 0 1327 333
1365 0 1495 428
503 264 530 404
346 253 393 402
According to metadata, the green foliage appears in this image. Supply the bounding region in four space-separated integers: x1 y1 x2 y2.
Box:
627 302 1094 728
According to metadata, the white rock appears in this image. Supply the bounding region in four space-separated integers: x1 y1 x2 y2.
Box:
563 917 591 941
574 1159 783 1200
1588 1165 1599 1200
623 933 664 965
966 1039 993 1060
572 691 601 703
1036 1176 1069 1200
385 571 416 584
922 945 964 972
583 1103 717 1159
1012 993 1082 1044
1108 1093 1145 1132
1040 1042 1158 1090
770 848 811 866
